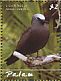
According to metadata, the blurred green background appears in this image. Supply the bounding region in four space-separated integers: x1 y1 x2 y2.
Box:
1 1 60 80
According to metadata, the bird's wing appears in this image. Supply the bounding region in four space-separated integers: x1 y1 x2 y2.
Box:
5 27 32 65
15 27 32 54
20 27 31 42
21 27 31 39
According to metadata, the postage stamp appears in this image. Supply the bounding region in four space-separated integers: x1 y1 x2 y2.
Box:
0 0 61 80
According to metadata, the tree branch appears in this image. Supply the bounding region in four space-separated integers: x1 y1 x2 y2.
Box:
24 54 61 67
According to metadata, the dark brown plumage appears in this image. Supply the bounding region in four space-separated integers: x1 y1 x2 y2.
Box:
16 20 49 54
5 14 49 65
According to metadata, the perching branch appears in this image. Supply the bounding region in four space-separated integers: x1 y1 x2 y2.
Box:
24 54 61 67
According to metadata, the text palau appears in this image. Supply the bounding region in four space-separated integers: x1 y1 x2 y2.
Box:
5 71 33 78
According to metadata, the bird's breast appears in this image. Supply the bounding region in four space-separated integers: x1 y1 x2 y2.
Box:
27 26 49 52
31 26 49 42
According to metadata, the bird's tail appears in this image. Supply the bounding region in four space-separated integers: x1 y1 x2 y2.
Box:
5 54 19 65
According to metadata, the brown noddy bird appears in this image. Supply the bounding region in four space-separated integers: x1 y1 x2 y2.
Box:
5 14 49 65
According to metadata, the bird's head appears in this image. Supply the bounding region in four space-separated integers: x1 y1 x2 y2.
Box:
32 13 48 24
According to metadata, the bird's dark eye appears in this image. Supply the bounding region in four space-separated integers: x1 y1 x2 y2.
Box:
37 18 45 24
37 18 41 21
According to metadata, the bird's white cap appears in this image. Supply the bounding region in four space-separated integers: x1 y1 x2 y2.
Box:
33 14 45 20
